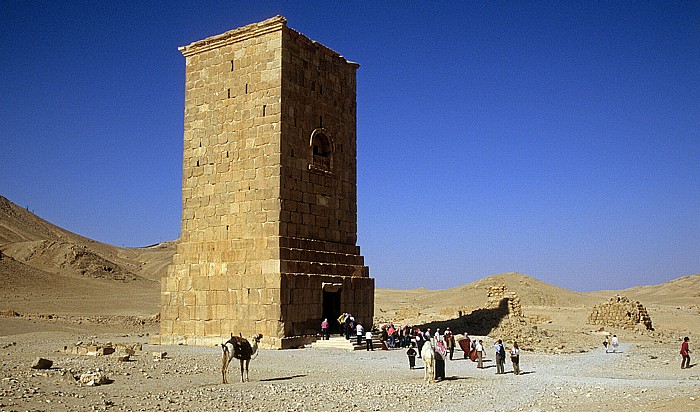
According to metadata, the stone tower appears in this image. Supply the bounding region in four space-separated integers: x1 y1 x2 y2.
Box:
158 16 374 349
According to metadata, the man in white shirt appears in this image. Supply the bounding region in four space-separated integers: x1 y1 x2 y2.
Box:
611 335 619 353
476 339 484 368
365 330 374 351
356 323 364 346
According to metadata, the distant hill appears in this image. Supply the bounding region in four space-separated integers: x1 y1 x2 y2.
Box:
614 273 700 305
1 195 696 323
0 196 175 315
374 272 593 325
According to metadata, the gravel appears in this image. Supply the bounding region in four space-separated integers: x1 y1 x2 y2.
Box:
0 331 698 411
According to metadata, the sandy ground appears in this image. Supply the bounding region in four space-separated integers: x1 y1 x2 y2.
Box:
0 319 698 411
1 197 699 410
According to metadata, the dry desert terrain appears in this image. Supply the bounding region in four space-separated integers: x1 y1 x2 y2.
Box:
0 196 698 410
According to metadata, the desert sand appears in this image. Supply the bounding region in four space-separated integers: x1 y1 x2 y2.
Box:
0 195 698 410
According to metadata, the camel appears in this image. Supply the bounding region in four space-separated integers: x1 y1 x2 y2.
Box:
221 333 263 383
420 340 435 383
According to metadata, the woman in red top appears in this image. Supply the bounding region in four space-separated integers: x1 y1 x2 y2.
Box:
680 337 691 369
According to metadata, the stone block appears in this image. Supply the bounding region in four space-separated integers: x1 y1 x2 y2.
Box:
192 275 210 290
209 275 227 291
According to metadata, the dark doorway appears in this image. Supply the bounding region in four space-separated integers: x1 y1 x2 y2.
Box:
322 290 341 334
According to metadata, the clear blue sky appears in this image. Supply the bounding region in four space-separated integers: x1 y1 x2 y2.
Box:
1 1 698 292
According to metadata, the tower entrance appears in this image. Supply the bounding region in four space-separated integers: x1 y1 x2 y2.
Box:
322 284 342 334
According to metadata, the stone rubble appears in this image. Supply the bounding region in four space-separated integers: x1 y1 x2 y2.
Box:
588 295 654 330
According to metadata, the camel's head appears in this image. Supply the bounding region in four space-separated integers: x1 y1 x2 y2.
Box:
252 334 263 343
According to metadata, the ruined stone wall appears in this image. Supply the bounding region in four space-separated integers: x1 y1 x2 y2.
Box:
486 285 523 317
588 295 653 330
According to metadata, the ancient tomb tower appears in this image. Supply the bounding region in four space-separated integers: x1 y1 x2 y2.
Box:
159 16 374 349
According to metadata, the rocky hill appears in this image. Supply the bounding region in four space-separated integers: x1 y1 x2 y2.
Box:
1 195 697 340
0 196 175 316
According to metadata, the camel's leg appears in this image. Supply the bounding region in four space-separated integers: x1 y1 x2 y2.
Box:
239 359 245 383
245 359 250 381
221 353 229 384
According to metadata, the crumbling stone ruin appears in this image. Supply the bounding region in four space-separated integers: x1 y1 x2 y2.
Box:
587 295 653 330
62 341 143 359
486 285 523 317
159 16 373 349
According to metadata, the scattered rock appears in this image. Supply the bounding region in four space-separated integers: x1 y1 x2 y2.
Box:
116 354 131 362
78 370 109 386
31 358 53 369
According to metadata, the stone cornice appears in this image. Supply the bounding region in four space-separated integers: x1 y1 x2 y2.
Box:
179 15 287 57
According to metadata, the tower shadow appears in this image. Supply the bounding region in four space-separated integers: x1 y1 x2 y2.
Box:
415 298 510 336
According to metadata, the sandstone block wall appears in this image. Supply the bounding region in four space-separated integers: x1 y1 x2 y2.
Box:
159 16 373 349
587 295 653 330
486 285 523 317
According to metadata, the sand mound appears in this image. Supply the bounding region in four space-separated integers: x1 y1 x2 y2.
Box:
4 240 140 282
0 196 173 316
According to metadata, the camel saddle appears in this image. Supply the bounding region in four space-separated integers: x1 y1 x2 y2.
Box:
227 335 253 360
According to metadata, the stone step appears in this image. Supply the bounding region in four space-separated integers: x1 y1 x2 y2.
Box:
311 336 367 351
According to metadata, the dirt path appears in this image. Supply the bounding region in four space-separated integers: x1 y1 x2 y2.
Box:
1 328 698 411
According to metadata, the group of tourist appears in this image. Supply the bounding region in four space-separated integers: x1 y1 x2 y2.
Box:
458 335 521 375
336 313 375 350
327 318 694 376
325 318 525 377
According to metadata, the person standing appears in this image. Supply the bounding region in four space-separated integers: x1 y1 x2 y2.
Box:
344 314 353 340
356 323 364 346
387 324 396 348
493 339 505 374
365 330 374 351
510 342 521 375
681 337 691 369
435 340 447 381
462 333 471 359
611 335 619 353
407 344 417 369
337 313 347 338
476 340 484 369
321 318 329 340
415 330 424 358
444 328 455 360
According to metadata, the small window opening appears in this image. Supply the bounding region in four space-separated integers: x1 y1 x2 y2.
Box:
245 84 248 94
230 60 234 71
310 129 332 171
320 84 323 95
263 105 267 116
319 116 323 128
227 88 231 98
196 160 199 167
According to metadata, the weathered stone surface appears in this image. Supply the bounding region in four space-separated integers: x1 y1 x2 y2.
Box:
78 370 108 386
486 285 523 317
587 295 653 330
160 16 374 349
31 357 53 369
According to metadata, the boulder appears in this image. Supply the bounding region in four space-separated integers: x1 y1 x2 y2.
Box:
78 370 108 386
31 357 53 369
